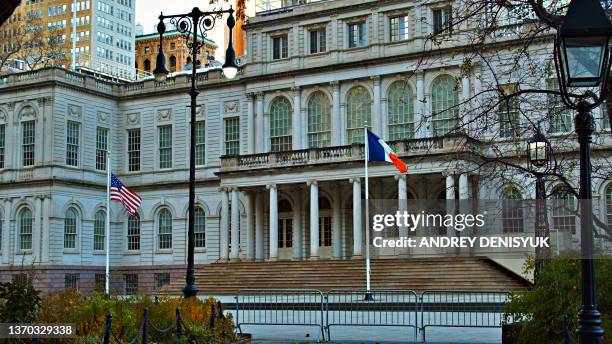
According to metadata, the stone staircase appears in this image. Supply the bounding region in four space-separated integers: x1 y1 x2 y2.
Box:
161 257 529 295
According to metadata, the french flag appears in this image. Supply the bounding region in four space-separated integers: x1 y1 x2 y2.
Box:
366 129 407 174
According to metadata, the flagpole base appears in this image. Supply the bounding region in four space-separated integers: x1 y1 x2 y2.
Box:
363 292 374 301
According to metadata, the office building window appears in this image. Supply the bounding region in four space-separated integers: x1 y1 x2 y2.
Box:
64 273 80 290
272 35 288 60
431 75 459 136
390 15 409 41
552 188 576 235
269 97 293 152
124 274 138 295
95 273 106 291
433 6 452 34
502 187 524 233
158 125 172 169
307 91 332 148
154 273 170 290
309 29 326 54
387 81 415 140
346 86 371 144
22 121 35 167
348 22 367 48
547 79 572 133
66 121 80 167
195 121 205 166
64 208 78 249
127 215 140 251
94 210 105 251
18 208 33 250
158 209 172 249
195 207 206 248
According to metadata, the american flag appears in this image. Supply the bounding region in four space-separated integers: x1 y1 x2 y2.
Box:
110 174 142 216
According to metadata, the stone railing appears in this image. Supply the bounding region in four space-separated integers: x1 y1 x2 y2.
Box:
220 135 472 172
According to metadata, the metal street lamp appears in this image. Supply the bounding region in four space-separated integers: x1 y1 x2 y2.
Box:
553 0 612 342
527 129 552 270
153 6 239 298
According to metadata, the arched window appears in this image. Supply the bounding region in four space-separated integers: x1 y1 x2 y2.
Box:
605 185 612 229
143 59 151 72
18 208 32 251
431 75 459 136
158 209 172 249
127 215 140 251
278 199 292 249
269 97 293 152
169 55 177 69
195 207 206 248
552 188 576 235
387 81 415 140
502 187 523 233
346 86 371 144
307 92 331 148
64 208 78 249
94 210 105 251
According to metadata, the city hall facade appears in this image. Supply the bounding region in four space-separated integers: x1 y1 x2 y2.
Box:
0 0 610 294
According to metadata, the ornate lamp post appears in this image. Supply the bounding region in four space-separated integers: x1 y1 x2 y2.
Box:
553 0 612 342
527 129 552 269
153 6 239 298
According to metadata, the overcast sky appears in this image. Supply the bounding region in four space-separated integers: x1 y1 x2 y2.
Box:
135 0 228 59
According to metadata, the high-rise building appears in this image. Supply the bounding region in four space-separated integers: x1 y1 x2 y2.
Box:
0 0 136 79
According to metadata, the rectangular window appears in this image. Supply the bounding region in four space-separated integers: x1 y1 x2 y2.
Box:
309 29 326 54
124 274 138 295
96 127 109 170
0 124 4 169
64 273 80 290
22 121 35 167
272 35 288 60
154 273 170 290
66 121 80 167
348 22 366 48
195 121 206 166
127 129 140 171
433 7 452 34
224 118 240 156
127 217 140 251
547 79 572 133
94 273 105 291
499 84 520 138
158 125 172 169
390 15 409 41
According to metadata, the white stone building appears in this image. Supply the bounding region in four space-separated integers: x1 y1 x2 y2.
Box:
0 0 610 295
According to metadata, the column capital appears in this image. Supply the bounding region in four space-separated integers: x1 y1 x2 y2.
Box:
230 187 239 192
255 91 264 99
291 86 301 94
218 186 230 193
306 180 318 187
371 75 381 85
442 171 456 178
266 184 277 190
330 80 340 88
416 70 425 80
394 174 407 181
246 92 256 100
349 177 361 184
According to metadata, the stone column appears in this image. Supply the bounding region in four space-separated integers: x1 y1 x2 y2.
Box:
459 174 469 200
244 191 255 261
332 186 342 259
255 192 264 260
219 188 230 261
268 184 278 260
351 177 363 257
256 92 265 153
292 87 302 150
416 72 426 138
396 174 409 239
292 190 302 260
33 197 42 261
42 196 50 263
230 188 240 260
372 76 382 134
445 173 456 237
308 180 319 259
2 198 11 264
331 81 341 146
246 93 255 154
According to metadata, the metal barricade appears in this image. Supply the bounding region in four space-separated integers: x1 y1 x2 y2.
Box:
419 290 510 342
235 289 326 341
325 289 419 342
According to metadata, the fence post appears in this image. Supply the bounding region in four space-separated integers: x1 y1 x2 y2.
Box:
209 304 216 328
176 308 183 337
103 313 112 344
217 301 225 320
141 308 149 344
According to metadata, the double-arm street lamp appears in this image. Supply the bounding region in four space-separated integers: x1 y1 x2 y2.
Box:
553 0 612 342
153 6 239 298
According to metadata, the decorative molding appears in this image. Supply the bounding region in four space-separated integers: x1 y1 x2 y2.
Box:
157 108 172 121
68 104 82 118
126 113 140 125
194 105 204 117
19 105 36 120
97 111 110 124
223 100 240 113
0 109 6 122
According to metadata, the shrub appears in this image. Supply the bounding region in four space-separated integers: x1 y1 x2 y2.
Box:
0 269 41 323
504 256 611 343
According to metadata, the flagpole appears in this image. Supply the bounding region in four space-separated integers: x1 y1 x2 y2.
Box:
105 150 111 296
364 122 373 301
